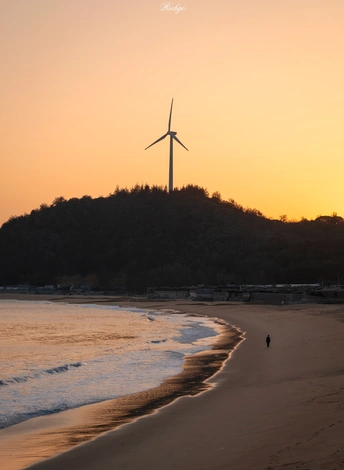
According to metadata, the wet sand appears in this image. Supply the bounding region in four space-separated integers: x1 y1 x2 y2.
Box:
1 295 344 469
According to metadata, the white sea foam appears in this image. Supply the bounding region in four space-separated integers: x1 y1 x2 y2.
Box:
0 299 220 429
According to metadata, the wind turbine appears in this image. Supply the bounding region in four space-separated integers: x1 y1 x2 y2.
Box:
145 99 188 192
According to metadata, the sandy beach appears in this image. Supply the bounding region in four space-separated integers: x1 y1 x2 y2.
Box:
1 295 344 470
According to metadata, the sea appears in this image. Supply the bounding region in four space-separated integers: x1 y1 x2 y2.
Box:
0 299 221 431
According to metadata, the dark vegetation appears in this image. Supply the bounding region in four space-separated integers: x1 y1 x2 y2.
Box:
0 185 344 291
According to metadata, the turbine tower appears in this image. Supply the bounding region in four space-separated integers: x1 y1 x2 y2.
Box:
145 99 188 192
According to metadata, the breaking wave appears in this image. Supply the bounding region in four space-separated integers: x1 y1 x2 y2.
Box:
0 362 84 387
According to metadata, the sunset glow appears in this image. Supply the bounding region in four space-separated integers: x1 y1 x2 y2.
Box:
1 0 343 225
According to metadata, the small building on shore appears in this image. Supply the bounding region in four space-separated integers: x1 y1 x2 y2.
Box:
147 287 190 300
146 283 344 304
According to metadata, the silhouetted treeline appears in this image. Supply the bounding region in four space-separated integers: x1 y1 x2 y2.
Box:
1 185 344 291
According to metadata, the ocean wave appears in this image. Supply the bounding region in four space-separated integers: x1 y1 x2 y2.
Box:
74 303 156 314
0 404 70 429
0 362 84 387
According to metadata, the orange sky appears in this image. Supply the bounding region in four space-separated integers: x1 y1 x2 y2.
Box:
1 0 343 226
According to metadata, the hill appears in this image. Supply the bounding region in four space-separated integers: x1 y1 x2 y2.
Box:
1 185 343 291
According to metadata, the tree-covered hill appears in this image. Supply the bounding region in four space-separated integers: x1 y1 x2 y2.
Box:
1 185 343 291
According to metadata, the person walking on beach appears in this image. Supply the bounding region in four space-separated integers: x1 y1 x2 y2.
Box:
266 335 271 348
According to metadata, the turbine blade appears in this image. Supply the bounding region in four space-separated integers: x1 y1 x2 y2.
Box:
173 135 188 151
168 98 174 132
145 133 168 150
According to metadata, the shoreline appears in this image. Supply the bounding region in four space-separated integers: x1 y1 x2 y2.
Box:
1 295 344 469
0 295 243 470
